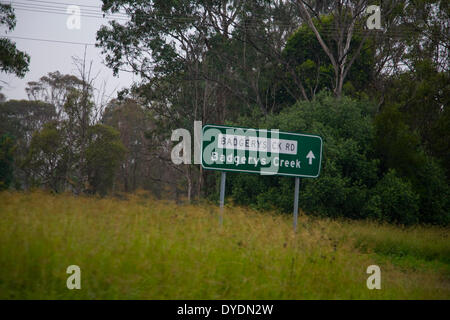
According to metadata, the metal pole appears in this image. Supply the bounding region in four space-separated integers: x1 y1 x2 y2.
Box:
293 177 300 232
219 171 226 225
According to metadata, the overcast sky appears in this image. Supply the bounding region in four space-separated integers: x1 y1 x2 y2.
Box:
0 0 136 101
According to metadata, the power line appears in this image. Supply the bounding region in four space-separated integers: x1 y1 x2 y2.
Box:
10 0 130 18
10 6 129 20
2 34 95 46
3 1 435 39
19 0 300 20
12 2 108 15
2 1 130 20
8 6 422 37
6 3 130 20
20 0 103 9
8 0 448 31
2 2 379 26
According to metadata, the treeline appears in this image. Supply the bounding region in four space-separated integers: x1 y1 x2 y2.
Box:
0 70 177 197
227 93 449 225
1 0 449 225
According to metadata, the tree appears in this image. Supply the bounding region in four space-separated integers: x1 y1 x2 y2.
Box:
364 169 420 225
398 0 449 73
293 0 415 98
23 122 68 192
227 92 449 225
0 86 6 102
0 100 56 144
0 4 30 78
374 104 425 181
0 100 56 189
102 98 158 193
19 52 120 194
380 59 449 178
96 0 309 199
0 133 15 190
86 124 126 195
228 93 380 218
282 13 375 102
26 71 85 119
294 0 370 97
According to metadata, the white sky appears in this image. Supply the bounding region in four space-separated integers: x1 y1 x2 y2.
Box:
0 0 136 101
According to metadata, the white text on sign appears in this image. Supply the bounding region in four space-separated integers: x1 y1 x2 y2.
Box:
217 134 298 155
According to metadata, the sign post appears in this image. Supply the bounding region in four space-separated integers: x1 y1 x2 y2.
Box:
201 124 322 231
293 177 300 232
219 171 226 225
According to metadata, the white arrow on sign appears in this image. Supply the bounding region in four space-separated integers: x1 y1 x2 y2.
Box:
306 150 315 165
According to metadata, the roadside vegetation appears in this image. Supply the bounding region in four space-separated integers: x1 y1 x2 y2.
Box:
1 191 448 299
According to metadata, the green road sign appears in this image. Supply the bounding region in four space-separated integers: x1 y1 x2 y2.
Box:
201 124 323 178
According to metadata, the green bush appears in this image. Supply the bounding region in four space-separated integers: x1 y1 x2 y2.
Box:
222 93 449 226
414 158 450 225
229 173 294 212
86 124 127 196
0 134 15 190
229 93 379 218
374 104 425 181
364 170 420 225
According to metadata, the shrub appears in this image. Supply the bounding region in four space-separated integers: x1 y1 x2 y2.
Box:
0 134 15 190
364 170 420 225
414 158 450 225
223 93 449 226
229 93 379 218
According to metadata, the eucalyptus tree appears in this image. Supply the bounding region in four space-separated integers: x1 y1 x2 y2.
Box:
0 3 30 78
96 0 309 198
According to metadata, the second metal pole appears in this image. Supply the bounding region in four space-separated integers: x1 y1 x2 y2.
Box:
219 171 226 225
293 177 300 232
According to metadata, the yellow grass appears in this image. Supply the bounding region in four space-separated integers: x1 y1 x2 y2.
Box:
0 190 448 299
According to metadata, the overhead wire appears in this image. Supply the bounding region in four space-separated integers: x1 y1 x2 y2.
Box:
5 0 434 35
4 1 130 20
11 0 129 16
1 0 439 47
17 0 104 9
2 34 96 45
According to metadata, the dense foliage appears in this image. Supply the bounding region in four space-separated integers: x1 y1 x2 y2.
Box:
0 4 30 77
1 1 448 225
225 94 449 225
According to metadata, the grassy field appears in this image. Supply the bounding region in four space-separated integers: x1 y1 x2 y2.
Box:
0 191 449 299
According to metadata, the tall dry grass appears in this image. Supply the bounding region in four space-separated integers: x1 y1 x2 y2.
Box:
0 191 448 299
